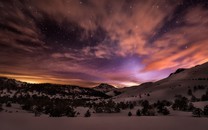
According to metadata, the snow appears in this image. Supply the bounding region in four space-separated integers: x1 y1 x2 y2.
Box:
1 104 208 130
114 62 208 102
1 111 208 130
93 83 116 93
193 101 208 109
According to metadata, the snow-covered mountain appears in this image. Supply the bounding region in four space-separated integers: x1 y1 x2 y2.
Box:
1 62 208 103
114 62 208 102
0 77 110 100
93 83 117 93
1 62 208 120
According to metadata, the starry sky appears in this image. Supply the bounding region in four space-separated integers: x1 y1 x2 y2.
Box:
0 0 208 87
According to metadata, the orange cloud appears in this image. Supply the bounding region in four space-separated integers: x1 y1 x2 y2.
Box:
142 6 208 71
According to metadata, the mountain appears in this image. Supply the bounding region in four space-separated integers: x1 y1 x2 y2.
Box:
1 62 208 119
0 77 27 88
114 62 208 102
93 83 117 93
1 61 208 103
169 68 186 77
0 77 110 100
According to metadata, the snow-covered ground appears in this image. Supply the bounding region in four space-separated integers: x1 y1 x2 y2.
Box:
1 104 208 130
1 111 208 130
193 101 208 109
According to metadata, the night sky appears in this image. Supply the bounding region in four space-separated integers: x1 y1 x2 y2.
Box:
0 0 208 87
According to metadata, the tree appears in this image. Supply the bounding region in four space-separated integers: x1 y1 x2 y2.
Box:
191 95 199 102
66 107 76 117
193 86 197 92
187 89 192 96
84 110 91 117
192 108 203 117
142 106 156 116
21 102 32 111
141 100 149 108
201 93 208 101
129 103 134 109
206 89 208 95
49 108 62 117
34 111 41 117
187 103 195 111
6 102 11 107
162 107 170 115
136 109 141 116
203 105 208 117
172 97 188 111
141 100 152 116
115 107 121 113
0 104 3 112
128 111 132 116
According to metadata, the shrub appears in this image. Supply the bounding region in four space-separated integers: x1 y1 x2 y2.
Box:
194 86 197 92
66 107 76 117
93 100 121 113
191 95 199 102
203 105 208 117
84 110 91 117
136 109 141 116
141 100 149 108
187 103 195 111
49 108 62 117
128 111 132 116
192 108 203 117
187 89 192 96
21 102 33 111
201 93 208 101
34 111 41 117
6 102 12 107
162 107 170 115
129 103 134 109
172 97 188 111
115 107 121 113
142 106 155 116
0 104 3 112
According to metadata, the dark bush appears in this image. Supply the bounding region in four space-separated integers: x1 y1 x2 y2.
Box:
136 109 141 116
129 103 134 109
0 104 3 112
6 102 11 107
162 107 170 115
142 106 155 116
201 91 208 101
203 105 208 117
128 111 132 116
34 111 41 117
22 102 33 111
192 108 203 117
187 103 195 111
65 107 76 117
187 89 192 96
172 96 188 111
191 95 200 102
84 110 91 117
49 108 63 117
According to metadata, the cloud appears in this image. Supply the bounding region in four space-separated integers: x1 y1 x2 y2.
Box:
1 0 208 87
0 1 47 52
28 0 177 54
142 6 208 71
